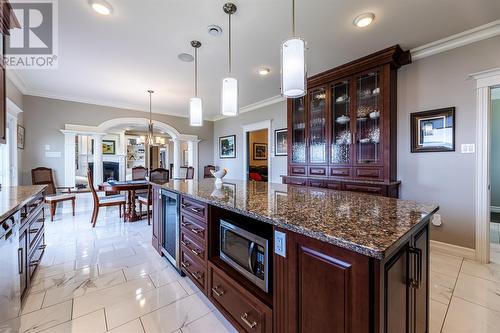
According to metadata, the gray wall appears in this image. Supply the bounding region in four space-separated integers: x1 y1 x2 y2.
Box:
213 101 287 183
6 77 24 182
21 95 214 185
398 36 500 249
491 98 500 207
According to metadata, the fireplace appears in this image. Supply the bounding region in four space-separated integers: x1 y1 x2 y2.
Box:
89 162 120 181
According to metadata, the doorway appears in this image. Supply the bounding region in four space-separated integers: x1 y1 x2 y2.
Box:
490 86 500 263
247 128 269 182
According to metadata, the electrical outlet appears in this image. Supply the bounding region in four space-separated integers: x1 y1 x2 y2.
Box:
432 214 442 227
461 144 475 154
274 230 286 257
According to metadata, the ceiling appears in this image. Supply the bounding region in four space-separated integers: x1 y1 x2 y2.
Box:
12 0 500 120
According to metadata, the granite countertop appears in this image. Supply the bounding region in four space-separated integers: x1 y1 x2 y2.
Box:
155 179 438 259
0 185 46 221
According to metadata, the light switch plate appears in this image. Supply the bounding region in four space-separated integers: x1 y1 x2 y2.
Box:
461 144 475 154
274 230 286 258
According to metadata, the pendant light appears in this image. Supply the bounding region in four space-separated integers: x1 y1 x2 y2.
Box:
281 0 307 98
189 40 203 127
221 3 238 117
147 90 155 146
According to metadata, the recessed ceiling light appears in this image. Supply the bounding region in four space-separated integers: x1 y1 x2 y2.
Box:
258 67 270 76
207 25 223 37
89 0 113 16
177 53 194 62
353 13 374 28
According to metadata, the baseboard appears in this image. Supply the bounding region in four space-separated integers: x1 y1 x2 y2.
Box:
491 206 500 213
430 240 476 260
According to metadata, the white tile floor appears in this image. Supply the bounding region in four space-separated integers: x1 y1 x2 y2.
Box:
2 193 500 332
0 194 237 333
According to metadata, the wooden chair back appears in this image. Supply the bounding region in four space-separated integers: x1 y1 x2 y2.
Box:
150 168 169 184
186 166 195 180
87 168 99 206
204 165 215 178
132 166 148 180
32 167 56 196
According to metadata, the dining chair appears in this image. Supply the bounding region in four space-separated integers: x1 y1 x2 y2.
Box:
32 167 76 221
87 169 126 227
132 166 148 180
138 168 169 225
186 166 195 180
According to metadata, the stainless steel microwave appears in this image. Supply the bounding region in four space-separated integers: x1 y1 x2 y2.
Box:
219 220 269 292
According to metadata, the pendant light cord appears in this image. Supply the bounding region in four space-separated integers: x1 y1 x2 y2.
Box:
228 13 232 74
292 0 295 36
194 47 198 97
149 92 152 124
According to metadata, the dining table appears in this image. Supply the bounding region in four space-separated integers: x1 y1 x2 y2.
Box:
98 180 149 222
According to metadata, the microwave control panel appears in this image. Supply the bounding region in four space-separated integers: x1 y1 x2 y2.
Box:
255 245 266 280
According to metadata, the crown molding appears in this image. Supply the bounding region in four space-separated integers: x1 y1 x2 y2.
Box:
210 95 285 121
410 19 500 61
6 70 29 94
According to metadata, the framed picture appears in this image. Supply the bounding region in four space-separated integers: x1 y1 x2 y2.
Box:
274 128 287 156
253 143 267 160
411 107 455 153
102 140 116 154
17 125 25 149
219 135 236 159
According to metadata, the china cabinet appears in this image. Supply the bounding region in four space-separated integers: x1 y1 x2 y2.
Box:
284 45 410 197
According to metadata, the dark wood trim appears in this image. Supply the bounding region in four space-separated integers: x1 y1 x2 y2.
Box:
410 107 456 153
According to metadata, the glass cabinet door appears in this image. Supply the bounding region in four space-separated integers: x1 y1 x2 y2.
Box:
309 88 327 164
291 97 307 164
331 81 351 165
355 70 381 165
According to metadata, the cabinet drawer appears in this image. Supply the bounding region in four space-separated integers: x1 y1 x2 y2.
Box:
330 167 351 177
181 250 206 293
208 264 272 333
344 184 384 196
354 167 382 180
284 177 307 186
308 167 327 177
29 234 45 278
290 166 306 175
325 181 342 191
28 209 44 248
180 229 207 264
181 196 207 221
180 214 207 244
307 179 325 188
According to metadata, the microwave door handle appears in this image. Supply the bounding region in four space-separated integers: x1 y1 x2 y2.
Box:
248 241 256 273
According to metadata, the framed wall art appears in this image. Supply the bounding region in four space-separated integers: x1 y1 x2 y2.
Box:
253 143 267 160
274 128 287 156
411 107 455 153
219 135 236 159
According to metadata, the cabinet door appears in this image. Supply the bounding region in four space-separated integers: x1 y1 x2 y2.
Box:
151 187 161 254
289 97 307 165
354 69 382 166
308 87 327 165
412 226 428 333
385 245 410 333
19 231 28 298
331 80 352 165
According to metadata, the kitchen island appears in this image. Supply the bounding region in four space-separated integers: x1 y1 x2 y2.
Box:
151 179 438 333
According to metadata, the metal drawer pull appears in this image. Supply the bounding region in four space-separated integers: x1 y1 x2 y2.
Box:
191 248 201 256
181 240 189 247
37 217 44 222
29 260 40 267
190 207 203 213
181 222 190 228
18 248 23 274
181 203 189 208
191 271 203 280
211 286 225 297
181 261 191 268
190 228 202 235
29 228 39 234
240 313 257 329
38 245 47 250
21 212 27 218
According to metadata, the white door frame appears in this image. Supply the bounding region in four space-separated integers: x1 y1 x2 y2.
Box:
471 67 500 264
242 120 272 181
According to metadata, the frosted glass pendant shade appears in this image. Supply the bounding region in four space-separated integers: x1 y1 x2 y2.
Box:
281 37 306 98
221 77 239 116
189 97 203 127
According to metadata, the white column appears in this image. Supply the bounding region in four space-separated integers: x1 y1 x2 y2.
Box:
62 131 76 188
172 138 182 179
187 139 201 180
93 134 104 186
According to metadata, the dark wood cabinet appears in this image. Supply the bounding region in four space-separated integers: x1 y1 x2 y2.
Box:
18 230 28 298
151 186 162 254
285 45 410 197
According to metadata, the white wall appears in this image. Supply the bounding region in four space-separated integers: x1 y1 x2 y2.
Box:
213 101 287 183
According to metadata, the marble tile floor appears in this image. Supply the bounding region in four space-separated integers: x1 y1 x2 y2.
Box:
2 193 500 332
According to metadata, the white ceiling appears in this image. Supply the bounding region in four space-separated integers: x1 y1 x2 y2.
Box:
12 0 500 120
